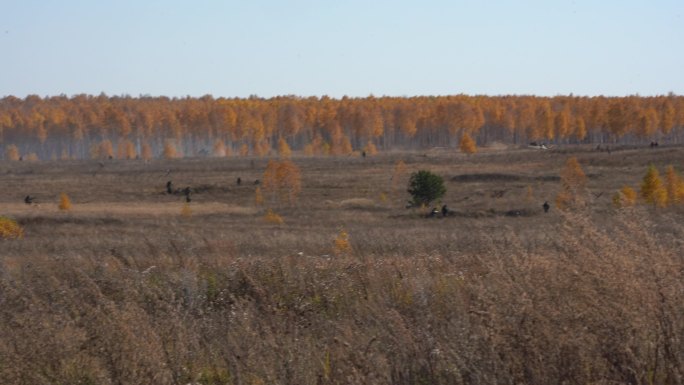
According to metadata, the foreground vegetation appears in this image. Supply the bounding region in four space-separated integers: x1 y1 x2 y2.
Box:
0 146 683 384
1 210 682 385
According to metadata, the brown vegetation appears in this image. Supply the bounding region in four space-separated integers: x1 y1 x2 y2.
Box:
0 147 683 384
58 192 72 211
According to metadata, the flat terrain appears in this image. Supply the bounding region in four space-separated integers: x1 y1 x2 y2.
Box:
1 144 683 258
1 144 683 385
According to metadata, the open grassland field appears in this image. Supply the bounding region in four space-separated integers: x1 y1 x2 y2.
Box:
1 144 683 385
3 144 684 259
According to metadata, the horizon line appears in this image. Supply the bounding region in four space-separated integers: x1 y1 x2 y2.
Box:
2 91 682 100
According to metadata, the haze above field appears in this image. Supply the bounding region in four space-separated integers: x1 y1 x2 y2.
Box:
1 0 683 98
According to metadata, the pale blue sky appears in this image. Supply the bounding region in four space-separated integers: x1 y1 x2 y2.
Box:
1 0 682 98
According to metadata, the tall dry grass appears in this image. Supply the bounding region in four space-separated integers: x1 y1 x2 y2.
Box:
0 209 682 385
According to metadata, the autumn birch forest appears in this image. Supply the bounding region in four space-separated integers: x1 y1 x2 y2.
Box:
2 94 684 160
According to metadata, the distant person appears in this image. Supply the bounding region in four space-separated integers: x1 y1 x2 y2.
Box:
254 179 260 185
362 151 366 158
166 181 174 194
24 195 35 204
543 201 550 213
237 177 242 186
441 204 449 217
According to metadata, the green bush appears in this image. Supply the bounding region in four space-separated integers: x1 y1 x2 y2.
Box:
407 170 446 207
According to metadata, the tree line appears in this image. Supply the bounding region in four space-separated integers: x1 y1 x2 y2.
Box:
1 93 683 160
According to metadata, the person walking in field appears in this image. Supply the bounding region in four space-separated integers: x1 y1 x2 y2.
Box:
543 201 550 213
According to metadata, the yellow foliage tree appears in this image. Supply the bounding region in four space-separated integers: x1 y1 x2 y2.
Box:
116 141 126 159
58 192 72 211
239 143 250 156
277 138 292 158
310 135 326 155
612 186 637 208
141 142 153 160
262 159 279 198
574 117 587 141
118 139 136 159
163 139 178 159
303 143 314 156
364 140 378 156
254 140 270 157
98 140 114 159
556 157 587 210
459 133 477 155
333 229 351 255
276 160 302 203
330 125 353 156
263 209 284 225
641 165 667 207
664 165 684 205
342 136 353 154
213 139 226 157
262 160 302 204
321 142 331 155
0 216 24 239
5 145 19 161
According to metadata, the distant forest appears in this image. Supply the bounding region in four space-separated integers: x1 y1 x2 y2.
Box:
1 94 683 160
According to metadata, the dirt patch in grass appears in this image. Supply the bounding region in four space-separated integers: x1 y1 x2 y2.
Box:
452 173 524 182
18 216 125 226
451 173 562 183
340 198 380 210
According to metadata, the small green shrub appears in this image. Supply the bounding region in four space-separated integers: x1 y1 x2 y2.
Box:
407 170 446 207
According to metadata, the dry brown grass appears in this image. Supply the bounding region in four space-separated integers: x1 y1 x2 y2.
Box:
0 145 683 384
